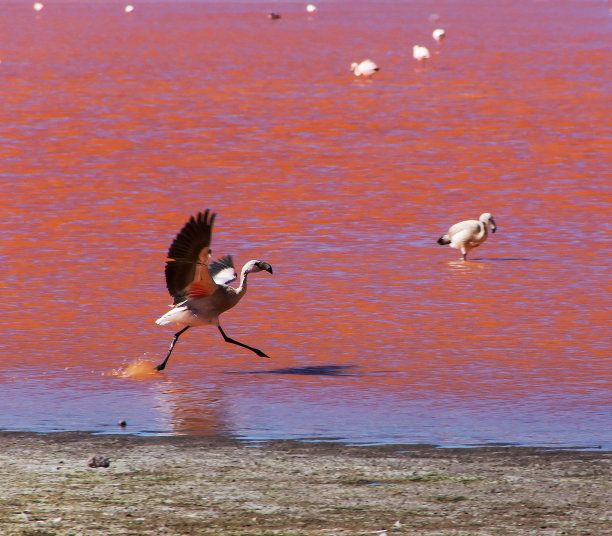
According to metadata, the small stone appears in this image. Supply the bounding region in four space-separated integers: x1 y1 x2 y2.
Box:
88 455 111 468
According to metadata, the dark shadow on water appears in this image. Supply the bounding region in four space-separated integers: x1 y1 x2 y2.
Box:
472 257 533 262
227 365 359 376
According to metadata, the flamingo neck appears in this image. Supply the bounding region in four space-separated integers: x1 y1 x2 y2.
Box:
235 268 251 296
481 221 490 236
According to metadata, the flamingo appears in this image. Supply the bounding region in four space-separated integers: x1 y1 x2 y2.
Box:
413 45 431 61
155 210 273 371
432 28 446 43
350 58 379 77
437 213 498 260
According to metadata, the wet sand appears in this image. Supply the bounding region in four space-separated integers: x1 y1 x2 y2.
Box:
0 432 609 535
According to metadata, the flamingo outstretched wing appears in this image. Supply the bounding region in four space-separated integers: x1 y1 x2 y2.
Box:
164 209 217 304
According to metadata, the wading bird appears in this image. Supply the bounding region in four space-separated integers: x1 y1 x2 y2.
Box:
155 210 273 371
350 58 379 77
413 45 431 61
437 213 497 260
432 28 446 43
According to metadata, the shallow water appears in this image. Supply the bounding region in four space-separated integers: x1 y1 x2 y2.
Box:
0 0 610 448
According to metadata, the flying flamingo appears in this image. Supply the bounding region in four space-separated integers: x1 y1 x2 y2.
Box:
155 210 273 371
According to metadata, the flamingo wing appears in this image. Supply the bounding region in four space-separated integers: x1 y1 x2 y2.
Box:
447 219 479 239
209 255 238 285
164 209 217 304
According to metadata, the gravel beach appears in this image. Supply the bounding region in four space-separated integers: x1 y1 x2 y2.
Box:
0 432 609 535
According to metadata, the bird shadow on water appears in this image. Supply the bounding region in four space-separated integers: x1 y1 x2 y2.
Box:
226 365 360 377
473 257 533 262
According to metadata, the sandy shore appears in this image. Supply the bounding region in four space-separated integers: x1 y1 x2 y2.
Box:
0 432 609 536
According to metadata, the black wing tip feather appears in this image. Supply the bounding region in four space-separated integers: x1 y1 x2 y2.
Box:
190 209 215 232
167 209 216 261
198 209 215 226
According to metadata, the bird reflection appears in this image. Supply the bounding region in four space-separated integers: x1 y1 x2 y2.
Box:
447 259 487 272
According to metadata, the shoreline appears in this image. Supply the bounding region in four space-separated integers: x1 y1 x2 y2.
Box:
1 431 610 535
2 428 608 452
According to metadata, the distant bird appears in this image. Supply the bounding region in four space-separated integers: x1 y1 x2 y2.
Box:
124 4 134 13
33 2 44 11
268 12 281 20
432 28 446 43
437 213 498 260
350 58 379 77
155 210 273 371
413 45 431 61
306 4 317 13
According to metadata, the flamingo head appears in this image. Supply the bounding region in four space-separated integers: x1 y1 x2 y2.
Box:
479 213 497 233
243 260 273 275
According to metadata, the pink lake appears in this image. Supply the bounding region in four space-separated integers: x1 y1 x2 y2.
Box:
0 0 609 448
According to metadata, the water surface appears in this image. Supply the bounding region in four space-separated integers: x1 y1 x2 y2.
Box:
0 0 610 449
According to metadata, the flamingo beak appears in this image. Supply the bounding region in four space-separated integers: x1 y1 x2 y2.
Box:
257 261 273 274
490 220 497 233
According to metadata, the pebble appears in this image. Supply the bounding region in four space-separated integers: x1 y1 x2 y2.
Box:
88 455 111 468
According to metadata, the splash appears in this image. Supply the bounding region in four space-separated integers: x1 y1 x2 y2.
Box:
113 360 160 379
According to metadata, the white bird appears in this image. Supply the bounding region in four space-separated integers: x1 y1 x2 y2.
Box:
437 213 498 260
413 45 431 61
124 4 134 13
350 58 379 77
33 2 44 11
154 209 273 371
432 28 446 43
306 4 317 13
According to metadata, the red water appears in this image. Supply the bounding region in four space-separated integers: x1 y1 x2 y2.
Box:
0 0 610 447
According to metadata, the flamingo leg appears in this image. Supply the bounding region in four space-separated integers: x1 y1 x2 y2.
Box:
156 326 190 371
217 325 270 358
